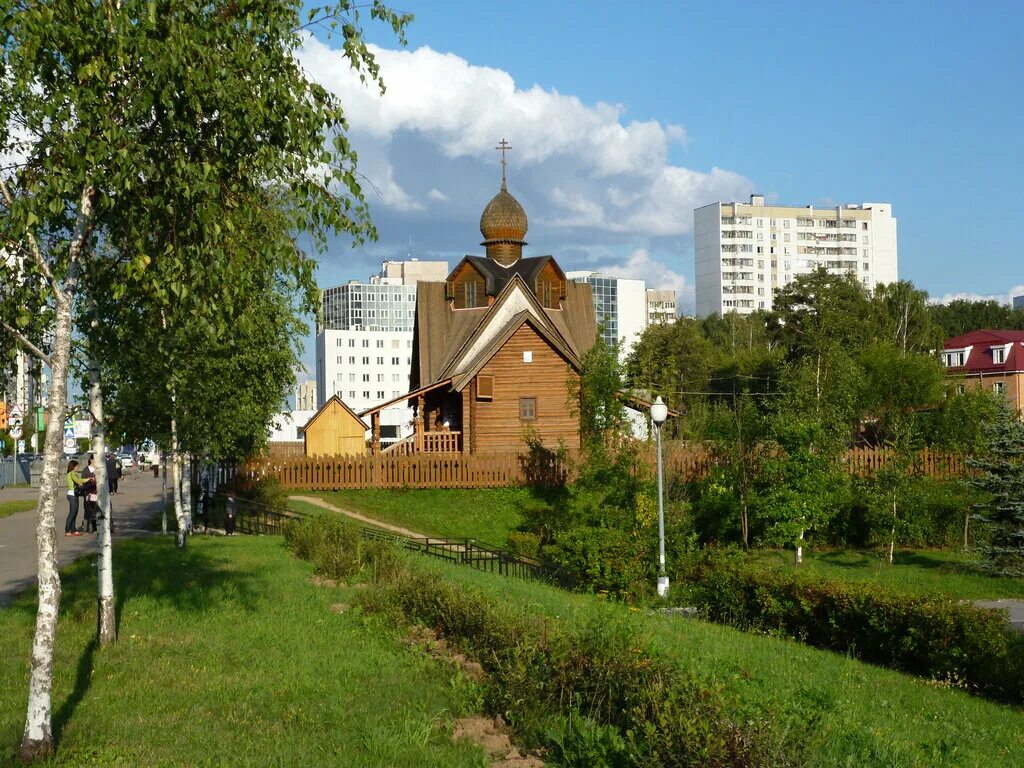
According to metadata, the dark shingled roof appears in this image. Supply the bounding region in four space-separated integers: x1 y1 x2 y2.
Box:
410 258 597 389
459 255 561 296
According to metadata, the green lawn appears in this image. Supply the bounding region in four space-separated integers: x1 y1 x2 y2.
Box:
0 499 34 519
750 548 1024 600
291 488 530 546
403 556 1024 767
0 536 489 767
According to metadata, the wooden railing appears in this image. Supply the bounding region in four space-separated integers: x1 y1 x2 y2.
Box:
420 430 461 453
239 446 969 491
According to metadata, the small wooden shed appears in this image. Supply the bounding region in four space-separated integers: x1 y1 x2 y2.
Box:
303 396 369 457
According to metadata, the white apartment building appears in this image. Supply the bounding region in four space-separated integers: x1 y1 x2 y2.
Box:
695 194 898 317
1014 294 1024 311
315 259 448 448
645 289 677 325
566 272 649 357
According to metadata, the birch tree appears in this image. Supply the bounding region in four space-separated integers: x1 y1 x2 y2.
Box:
1 0 409 758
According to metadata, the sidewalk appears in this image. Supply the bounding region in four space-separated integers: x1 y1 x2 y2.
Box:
0 472 165 606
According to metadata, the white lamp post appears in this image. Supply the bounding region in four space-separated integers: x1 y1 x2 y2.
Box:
650 396 669 598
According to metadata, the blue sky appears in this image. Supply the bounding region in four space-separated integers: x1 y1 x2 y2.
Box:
295 0 1023 372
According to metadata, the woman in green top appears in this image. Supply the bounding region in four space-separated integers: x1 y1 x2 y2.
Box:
65 460 85 536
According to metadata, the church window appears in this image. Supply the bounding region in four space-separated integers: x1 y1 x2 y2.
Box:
477 375 494 400
519 397 536 421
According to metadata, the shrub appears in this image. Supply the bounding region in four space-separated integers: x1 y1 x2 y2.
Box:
358 568 793 767
545 526 650 597
283 515 364 581
674 550 1024 704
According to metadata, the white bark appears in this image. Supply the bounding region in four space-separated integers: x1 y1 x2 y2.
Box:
795 529 805 566
182 453 193 529
161 451 168 535
88 349 115 645
169 417 188 548
888 497 897 566
20 185 94 761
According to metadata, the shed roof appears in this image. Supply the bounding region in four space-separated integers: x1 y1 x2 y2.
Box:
304 395 370 432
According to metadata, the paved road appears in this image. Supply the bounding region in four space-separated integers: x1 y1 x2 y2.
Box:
0 472 165 607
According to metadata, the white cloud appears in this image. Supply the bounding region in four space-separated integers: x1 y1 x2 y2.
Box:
298 38 752 238
929 286 1024 306
588 248 691 303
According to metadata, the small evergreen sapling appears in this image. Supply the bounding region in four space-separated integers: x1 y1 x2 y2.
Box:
968 402 1024 576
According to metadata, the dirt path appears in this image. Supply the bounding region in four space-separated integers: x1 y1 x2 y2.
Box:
288 495 430 539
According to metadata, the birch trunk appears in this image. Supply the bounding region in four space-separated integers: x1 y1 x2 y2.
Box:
161 451 168 535
794 529 805 566
888 497 897 565
169 418 188 548
88 350 115 645
182 453 193 530
20 186 93 762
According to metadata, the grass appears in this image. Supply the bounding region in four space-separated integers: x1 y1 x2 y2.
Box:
750 548 1024 600
398 554 1024 767
285 487 1024 600
0 536 490 767
291 488 529 546
0 499 35 519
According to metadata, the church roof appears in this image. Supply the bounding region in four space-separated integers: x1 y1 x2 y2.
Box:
411 273 597 389
457 255 562 296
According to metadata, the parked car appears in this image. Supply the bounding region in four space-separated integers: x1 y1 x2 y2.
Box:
118 453 135 469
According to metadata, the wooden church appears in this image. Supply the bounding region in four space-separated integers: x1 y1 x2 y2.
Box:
362 148 597 454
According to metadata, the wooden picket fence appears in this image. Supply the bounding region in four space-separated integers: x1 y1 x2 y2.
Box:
239 444 967 491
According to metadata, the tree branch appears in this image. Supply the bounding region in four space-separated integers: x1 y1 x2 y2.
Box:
0 175 60 294
0 319 53 366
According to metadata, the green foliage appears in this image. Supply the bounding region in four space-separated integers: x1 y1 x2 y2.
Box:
675 549 1024 704
928 299 1024 338
238 477 288 511
283 514 366 581
757 417 847 554
968 401 1024 576
571 334 627 455
361 567 789 766
547 526 650 596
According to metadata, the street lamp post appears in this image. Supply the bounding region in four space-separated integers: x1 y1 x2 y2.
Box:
650 396 669 598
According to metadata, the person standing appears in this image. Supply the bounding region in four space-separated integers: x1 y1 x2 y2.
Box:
82 455 99 534
105 452 119 495
64 460 85 536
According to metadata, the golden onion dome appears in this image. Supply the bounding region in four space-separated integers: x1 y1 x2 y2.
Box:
479 184 528 244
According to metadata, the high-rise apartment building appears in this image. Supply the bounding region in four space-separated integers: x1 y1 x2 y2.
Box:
645 289 677 325
315 259 448 447
566 272 649 356
695 194 897 317
1013 294 1024 311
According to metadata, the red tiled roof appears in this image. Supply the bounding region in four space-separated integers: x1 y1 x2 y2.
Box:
943 330 1024 374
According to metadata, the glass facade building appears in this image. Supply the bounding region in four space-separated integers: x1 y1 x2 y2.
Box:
319 283 418 333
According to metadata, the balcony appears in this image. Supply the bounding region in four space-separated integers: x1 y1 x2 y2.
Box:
419 430 462 453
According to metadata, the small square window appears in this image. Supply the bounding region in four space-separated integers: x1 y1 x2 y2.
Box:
520 397 537 421
477 375 494 400
993 381 1005 395
523 351 533 363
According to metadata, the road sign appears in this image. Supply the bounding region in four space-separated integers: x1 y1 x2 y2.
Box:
17 440 25 453
0 403 6 430
63 438 77 453
8 406 23 428
10 425 23 440
63 426 75 440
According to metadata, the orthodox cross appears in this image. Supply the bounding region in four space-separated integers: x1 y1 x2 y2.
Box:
495 138 511 190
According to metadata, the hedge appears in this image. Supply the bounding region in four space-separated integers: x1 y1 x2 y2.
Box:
282 516 795 766
676 551 1024 704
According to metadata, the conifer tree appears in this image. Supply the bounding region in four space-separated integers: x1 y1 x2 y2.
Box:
968 401 1024 575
